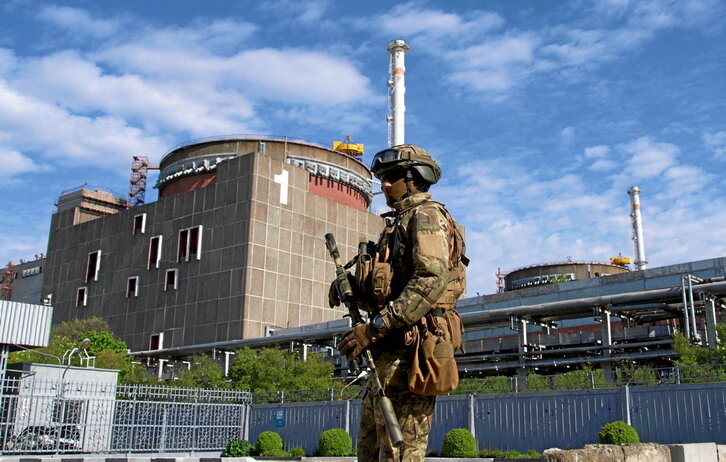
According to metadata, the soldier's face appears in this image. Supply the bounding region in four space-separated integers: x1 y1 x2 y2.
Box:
381 170 408 206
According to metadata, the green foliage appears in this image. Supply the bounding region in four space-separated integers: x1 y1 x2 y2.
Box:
318 428 352 456
289 447 305 457
479 448 506 458
175 354 228 389
8 317 138 383
479 448 542 458
673 331 726 367
255 431 284 456
598 421 640 445
221 439 253 457
122 362 157 385
229 347 335 391
442 428 477 458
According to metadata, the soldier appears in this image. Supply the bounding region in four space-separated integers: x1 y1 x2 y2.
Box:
331 144 466 461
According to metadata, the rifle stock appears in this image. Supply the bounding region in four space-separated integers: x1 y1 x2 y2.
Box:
324 233 404 447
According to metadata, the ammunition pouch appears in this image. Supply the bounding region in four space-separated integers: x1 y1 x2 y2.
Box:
405 310 462 396
371 262 393 307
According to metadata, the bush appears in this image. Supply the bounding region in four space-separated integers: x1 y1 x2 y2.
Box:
289 447 305 457
255 431 285 456
442 428 477 458
318 428 352 456
479 448 542 459
598 421 640 445
221 439 253 457
479 448 505 458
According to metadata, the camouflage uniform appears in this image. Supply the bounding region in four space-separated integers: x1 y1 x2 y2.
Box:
357 191 456 462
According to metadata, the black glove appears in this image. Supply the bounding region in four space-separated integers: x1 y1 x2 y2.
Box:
338 323 381 361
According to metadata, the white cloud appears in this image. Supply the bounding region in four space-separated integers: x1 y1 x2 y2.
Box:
0 147 43 179
624 136 678 178
0 81 168 169
584 145 609 158
13 51 257 136
703 131 726 159
37 5 122 38
374 3 504 39
590 159 617 171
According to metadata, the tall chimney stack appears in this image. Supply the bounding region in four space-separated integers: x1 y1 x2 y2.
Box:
628 186 648 271
387 39 409 147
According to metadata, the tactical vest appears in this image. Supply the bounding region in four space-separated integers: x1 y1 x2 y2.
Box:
355 200 468 313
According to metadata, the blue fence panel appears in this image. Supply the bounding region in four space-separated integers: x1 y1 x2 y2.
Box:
630 383 726 445
248 401 348 454
428 395 469 454
473 387 624 453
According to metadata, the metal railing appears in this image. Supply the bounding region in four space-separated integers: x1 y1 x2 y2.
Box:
2 363 725 454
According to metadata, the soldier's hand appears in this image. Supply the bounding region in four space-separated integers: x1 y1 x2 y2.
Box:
328 273 358 308
338 323 381 361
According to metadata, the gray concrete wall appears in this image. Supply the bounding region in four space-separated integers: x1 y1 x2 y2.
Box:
43 149 381 352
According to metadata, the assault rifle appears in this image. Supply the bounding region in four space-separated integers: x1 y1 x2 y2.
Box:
324 233 404 447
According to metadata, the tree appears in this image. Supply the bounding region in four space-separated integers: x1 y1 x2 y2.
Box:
175 354 228 389
8 317 140 383
228 347 335 391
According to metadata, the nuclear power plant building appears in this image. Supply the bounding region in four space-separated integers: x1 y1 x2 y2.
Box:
41 137 382 352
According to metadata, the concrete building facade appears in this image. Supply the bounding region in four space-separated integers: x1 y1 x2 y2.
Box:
42 137 382 352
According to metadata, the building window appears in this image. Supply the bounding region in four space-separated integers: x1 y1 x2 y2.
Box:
127 276 139 298
177 226 203 262
76 287 87 307
133 213 147 235
165 269 178 291
148 235 162 269
149 332 164 350
85 250 101 282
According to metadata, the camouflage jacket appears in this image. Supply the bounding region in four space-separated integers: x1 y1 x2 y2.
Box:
377 192 458 330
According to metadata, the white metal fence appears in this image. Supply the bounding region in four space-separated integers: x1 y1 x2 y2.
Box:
1 366 725 455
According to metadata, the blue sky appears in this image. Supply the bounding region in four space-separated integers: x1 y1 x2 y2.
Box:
1 0 725 295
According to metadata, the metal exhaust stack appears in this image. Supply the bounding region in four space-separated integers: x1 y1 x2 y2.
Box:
387 39 409 147
628 186 648 270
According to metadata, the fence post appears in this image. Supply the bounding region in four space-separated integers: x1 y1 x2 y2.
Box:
129 386 138 454
589 372 595 389
344 400 351 434
623 385 631 426
468 395 476 439
674 367 681 385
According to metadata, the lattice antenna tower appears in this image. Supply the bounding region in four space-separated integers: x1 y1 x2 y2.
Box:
2 262 14 300
496 267 506 294
128 156 159 208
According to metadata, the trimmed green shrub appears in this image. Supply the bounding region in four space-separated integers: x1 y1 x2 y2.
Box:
255 431 285 456
318 428 352 457
442 428 477 458
221 439 253 457
289 447 306 457
479 448 505 458
598 420 640 445
478 448 542 459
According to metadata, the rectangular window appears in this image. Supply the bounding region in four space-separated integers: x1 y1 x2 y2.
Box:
177 226 203 262
148 235 162 269
133 213 147 235
189 226 201 260
76 287 87 307
165 269 178 291
85 250 101 282
149 333 164 350
127 276 139 298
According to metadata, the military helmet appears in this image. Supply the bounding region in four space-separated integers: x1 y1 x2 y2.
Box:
370 144 442 185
